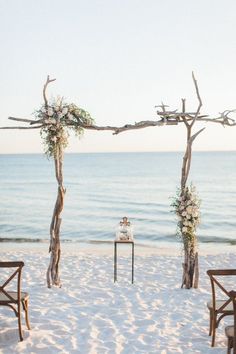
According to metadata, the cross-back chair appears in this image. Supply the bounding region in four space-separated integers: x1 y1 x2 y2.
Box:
207 269 236 347
0 261 30 341
225 290 236 354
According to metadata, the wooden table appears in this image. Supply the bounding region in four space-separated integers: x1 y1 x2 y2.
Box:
114 240 134 283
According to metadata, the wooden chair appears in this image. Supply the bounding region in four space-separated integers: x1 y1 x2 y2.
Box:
0 261 31 341
207 269 236 347
225 290 236 354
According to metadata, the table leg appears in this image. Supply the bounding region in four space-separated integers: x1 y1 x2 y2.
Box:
114 242 117 282
132 242 134 283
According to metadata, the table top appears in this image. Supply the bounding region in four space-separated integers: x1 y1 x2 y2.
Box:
114 240 134 244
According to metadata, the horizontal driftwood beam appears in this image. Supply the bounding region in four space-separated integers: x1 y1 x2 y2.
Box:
1 108 236 133
79 120 178 135
0 125 43 129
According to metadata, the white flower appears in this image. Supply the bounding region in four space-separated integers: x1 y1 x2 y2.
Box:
186 214 191 220
67 113 74 121
47 108 54 116
57 112 63 119
54 105 60 112
182 226 188 233
62 107 68 115
68 104 74 112
186 206 193 214
51 136 57 142
50 118 57 124
41 107 46 113
182 211 187 217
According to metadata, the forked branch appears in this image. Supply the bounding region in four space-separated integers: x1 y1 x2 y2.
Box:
191 71 202 127
43 75 56 109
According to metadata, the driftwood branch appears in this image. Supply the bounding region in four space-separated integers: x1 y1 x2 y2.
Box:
0 116 43 129
79 120 168 135
191 71 202 127
8 117 36 123
189 127 205 144
179 73 207 289
0 125 43 130
2 113 234 133
43 75 56 109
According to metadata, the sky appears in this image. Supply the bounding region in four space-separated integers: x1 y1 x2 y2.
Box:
0 0 236 154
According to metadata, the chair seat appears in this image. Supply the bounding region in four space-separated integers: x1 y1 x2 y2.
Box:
0 291 29 302
207 300 233 312
225 325 234 338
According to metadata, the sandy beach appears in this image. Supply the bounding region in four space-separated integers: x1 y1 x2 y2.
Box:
0 243 235 353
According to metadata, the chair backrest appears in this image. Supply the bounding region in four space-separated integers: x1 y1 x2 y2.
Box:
207 269 236 312
0 261 24 303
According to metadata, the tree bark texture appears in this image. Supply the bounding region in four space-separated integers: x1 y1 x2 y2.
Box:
180 125 202 289
181 242 199 289
46 146 65 288
179 75 204 289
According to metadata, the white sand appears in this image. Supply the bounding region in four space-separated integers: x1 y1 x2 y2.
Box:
0 243 235 353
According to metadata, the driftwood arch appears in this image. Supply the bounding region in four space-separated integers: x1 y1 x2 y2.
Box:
1 73 235 288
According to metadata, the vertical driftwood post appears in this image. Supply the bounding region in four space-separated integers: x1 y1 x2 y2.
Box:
41 76 65 288
180 73 204 289
46 146 66 287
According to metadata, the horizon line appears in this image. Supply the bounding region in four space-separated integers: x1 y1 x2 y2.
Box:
0 150 235 155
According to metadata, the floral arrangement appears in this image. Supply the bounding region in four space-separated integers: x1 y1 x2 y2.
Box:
35 97 94 157
171 184 201 245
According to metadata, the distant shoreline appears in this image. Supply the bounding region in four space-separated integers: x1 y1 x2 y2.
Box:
1 236 236 246
0 150 236 156
1 239 236 256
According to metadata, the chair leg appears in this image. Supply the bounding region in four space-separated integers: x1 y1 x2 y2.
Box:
209 310 213 336
211 315 216 347
17 302 23 341
233 337 236 354
227 338 232 354
22 299 31 330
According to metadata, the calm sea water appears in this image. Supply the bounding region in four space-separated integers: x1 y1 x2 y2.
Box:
0 152 236 248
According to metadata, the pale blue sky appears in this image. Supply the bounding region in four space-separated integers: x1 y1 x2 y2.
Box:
0 0 236 153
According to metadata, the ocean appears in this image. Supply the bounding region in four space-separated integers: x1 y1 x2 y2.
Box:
0 152 236 249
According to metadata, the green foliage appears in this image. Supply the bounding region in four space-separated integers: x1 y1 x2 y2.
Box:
35 97 94 158
171 184 201 247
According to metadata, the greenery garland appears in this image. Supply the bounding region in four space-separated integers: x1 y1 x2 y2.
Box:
35 97 94 157
172 184 201 248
